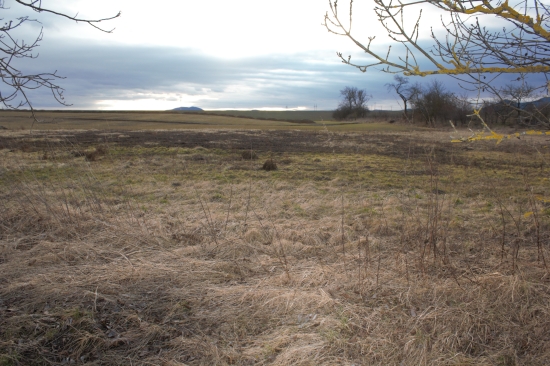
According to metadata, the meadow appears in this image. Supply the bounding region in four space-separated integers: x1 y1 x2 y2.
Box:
0 110 404 131
1 111 550 365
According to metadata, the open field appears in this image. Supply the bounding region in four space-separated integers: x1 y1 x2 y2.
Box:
2 121 550 365
198 110 336 121
0 110 410 132
198 110 403 122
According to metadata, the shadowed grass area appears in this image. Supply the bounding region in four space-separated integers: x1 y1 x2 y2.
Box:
1 127 550 365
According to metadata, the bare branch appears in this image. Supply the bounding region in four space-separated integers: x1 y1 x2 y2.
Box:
0 0 119 130
15 0 121 33
324 0 550 75
324 0 550 125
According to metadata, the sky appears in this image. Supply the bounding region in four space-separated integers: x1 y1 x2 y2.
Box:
4 0 529 111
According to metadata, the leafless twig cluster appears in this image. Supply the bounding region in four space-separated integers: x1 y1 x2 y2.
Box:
325 0 550 124
0 0 119 124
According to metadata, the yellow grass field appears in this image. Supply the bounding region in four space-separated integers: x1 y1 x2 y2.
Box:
1 112 550 365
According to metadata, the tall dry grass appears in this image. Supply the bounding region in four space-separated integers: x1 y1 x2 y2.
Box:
1 129 550 365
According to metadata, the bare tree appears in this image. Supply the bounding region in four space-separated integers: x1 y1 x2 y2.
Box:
339 86 357 110
481 98 517 126
323 0 550 123
354 88 370 110
500 83 537 119
410 80 470 126
334 86 372 120
385 75 413 117
1 1 120 123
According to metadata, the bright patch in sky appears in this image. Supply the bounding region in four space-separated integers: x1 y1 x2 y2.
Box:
95 99 176 111
48 0 361 57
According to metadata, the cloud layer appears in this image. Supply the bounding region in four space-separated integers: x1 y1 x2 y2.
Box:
16 39 534 112
4 0 545 112
16 39 407 110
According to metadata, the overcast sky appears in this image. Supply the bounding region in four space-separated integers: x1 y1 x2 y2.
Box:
5 0 518 110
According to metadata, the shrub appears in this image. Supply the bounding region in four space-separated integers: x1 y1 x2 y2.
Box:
332 106 369 121
262 159 277 171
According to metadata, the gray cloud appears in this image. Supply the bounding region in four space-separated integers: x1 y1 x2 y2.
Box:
13 37 538 112
3 2 544 112
14 38 404 110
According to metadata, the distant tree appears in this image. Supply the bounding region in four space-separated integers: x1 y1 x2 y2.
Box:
0 1 120 122
323 0 549 92
385 75 413 118
333 86 372 120
354 89 370 112
525 100 550 126
481 99 516 126
338 86 355 110
410 81 470 126
452 93 474 127
481 84 545 126
500 83 537 120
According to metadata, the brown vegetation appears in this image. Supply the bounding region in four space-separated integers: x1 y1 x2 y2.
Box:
242 150 258 160
0 110 413 132
84 146 108 162
1 127 550 365
262 159 277 171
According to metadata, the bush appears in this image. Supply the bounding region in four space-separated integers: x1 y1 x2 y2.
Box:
262 159 277 171
332 106 369 121
85 151 99 162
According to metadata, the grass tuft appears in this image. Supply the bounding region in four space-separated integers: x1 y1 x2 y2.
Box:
262 159 278 171
242 150 258 160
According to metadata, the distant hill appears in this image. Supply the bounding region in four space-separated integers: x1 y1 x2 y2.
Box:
531 97 550 107
504 97 550 109
172 106 203 111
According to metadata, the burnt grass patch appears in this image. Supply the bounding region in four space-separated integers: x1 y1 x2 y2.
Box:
0 128 539 161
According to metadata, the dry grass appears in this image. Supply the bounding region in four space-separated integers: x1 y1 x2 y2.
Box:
242 151 259 160
262 159 278 171
0 110 419 132
1 127 550 365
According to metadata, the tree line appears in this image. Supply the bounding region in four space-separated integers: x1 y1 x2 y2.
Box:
335 76 550 128
325 0 549 128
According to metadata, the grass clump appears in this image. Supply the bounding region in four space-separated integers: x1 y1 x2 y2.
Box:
241 150 258 160
262 158 277 171
84 145 108 162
